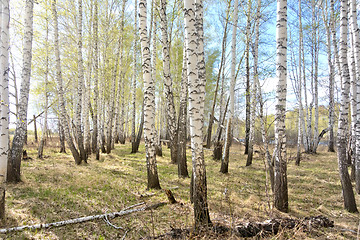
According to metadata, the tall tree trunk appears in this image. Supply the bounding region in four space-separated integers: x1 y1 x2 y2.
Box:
337 0 358 213
244 0 252 155
177 46 188 178
52 0 82 165
206 1 230 149
38 12 50 159
131 0 138 153
246 0 261 167
350 0 360 194
349 27 357 181
220 0 238 174
273 0 288 213
184 0 211 228
7 0 34 183
322 0 335 152
296 0 303 166
114 0 127 146
312 0 320 154
139 0 161 190
0 0 10 182
92 0 99 157
76 0 87 162
160 0 178 164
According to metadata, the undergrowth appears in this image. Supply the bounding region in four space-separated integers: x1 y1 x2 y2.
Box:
0 138 359 239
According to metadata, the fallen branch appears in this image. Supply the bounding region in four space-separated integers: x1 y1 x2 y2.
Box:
0 202 166 234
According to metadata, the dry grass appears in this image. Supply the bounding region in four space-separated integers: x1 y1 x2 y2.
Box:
0 138 359 239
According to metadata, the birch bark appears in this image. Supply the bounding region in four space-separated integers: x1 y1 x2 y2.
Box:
337 0 357 213
139 0 161 189
273 0 288 213
184 0 211 227
160 0 178 164
0 0 10 182
221 0 238 174
7 0 34 182
52 0 82 165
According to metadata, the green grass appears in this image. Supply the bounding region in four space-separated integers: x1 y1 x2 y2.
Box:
0 139 359 239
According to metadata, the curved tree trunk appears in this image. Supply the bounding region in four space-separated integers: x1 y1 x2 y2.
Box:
7 0 34 183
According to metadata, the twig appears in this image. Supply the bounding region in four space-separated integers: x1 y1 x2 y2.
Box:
121 202 145 211
0 202 166 234
121 230 129 240
103 209 124 230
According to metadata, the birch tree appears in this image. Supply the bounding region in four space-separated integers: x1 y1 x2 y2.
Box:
0 0 10 182
273 0 288 213
52 0 82 165
38 7 50 159
246 0 261 167
131 0 139 153
220 0 238 174
337 0 357 213
76 0 87 161
177 46 188 178
350 0 360 194
139 0 161 189
7 0 34 183
295 0 303 166
92 0 99 157
160 0 178 164
184 0 211 227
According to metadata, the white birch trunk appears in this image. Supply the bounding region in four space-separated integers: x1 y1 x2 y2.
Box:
246 0 261 167
274 0 288 213
350 0 360 194
220 0 238 174
337 0 357 213
7 0 34 182
184 0 211 227
296 0 303 166
131 0 138 153
76 0 87 161
92 0 99 157
323 0 335 153
160 0 178 164
52 0 82 165
139 0 161 190
38 10 50 159
0 0 10 182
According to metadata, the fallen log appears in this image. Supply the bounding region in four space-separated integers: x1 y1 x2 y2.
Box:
0 202 166 234
235 215 334 237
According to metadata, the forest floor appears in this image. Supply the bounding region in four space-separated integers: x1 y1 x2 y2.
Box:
0 137 359 239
